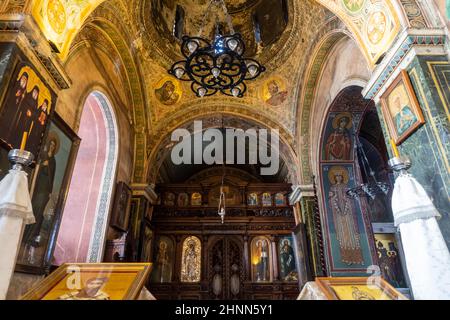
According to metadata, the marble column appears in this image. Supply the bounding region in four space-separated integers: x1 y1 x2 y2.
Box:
362 29 450 297
290 184 326 278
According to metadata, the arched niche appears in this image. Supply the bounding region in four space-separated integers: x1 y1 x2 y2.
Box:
53 91 119 264
180 236 202 283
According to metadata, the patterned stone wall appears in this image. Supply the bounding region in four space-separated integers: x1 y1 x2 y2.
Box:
377 55 450 247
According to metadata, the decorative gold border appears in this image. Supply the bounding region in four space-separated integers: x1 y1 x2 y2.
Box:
380 70 425 145
20 263 152 300
315 277 408 300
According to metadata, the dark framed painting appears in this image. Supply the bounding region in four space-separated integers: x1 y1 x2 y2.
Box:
0 60 56 157
110 181 132 231
374 233 407 288
380 70 425 145
278 236 298 282
16 113 80 274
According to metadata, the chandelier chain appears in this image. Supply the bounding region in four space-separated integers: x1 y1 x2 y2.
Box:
197 0 235 37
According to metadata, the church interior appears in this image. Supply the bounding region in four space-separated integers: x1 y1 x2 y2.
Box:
0 0 449 301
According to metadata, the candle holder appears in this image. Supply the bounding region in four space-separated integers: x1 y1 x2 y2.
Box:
8 149 34 171
388 156 411 175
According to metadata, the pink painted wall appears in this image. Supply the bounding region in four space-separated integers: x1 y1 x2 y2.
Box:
53 95 108 264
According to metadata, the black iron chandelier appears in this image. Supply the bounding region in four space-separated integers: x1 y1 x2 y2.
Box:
346 134 390 200
168 0 266 98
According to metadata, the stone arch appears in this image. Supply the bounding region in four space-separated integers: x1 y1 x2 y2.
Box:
146 109 300 186
296 25 372 184
67 7 149 183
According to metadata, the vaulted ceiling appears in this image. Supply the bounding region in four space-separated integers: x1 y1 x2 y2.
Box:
19 0 406 183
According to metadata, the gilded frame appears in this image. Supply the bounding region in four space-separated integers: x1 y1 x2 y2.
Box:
315 277 408 300
380 70 425 145
20 263 152 300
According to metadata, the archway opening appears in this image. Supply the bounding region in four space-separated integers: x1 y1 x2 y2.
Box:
53 91 118 265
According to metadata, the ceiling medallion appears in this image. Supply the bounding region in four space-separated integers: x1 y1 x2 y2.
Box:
168 0 266 98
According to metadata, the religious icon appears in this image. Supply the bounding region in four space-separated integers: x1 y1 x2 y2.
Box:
180 236 201 282
154 78 181 105
327 166 364 265
251 237 271 282
279 237 298 281
164 192 175 206
0 64 54 157
380 70 425 144
374 234 406 288
110 182 132 231
315 277 408 300
191 192 202 206
208 186 239 206
151 236 174 283
263 79 288 106
275 193 285 206
366 10 387 45
23 132 59 249
17 117 80 273
343 0 365 13
262 192 272 206
21 263 152 300
140 225 153 262
58 277 110 300
324 113 353 161
247 192 258 206
177 193 189 207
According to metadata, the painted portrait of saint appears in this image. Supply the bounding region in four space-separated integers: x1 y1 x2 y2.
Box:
367 11 387 45
23 132 60 250
343 0 365 13
181 236 201 282
279 237 298 281
57 277 110 300
164 192 175 206
275 193 285 206
262 192 272 206
177 193 189 207
252 237 271 282
263 78 288 106
154 78 181 105
0 64 54 156
374 234 406 288
191 192 202 206
388 84 418 137
381 70 425 144
151 236 174 283
324 113 353 161
327 166 364 265
247 193 258 206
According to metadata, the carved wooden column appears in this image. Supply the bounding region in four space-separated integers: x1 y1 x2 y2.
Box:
270 235 279 281
174 235 183 283
243 235 250 280
201 235 208 282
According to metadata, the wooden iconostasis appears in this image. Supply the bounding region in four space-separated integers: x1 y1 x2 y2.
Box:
141 168 303 300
